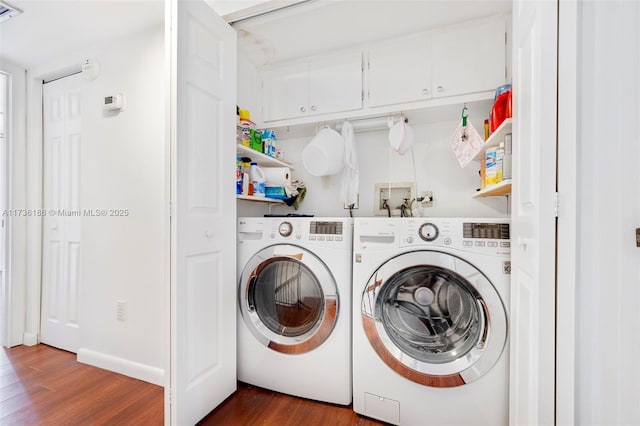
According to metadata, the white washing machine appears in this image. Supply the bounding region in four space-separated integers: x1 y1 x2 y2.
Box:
352 218 511 425
237 217 352 405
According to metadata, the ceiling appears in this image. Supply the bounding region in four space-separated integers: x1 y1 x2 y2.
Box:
0 0 164 70
0 0 511 71
234 0 512 65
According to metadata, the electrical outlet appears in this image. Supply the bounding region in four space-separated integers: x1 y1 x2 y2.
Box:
344 194 359 210
117 300 127 322
374 182 416 216
419 191 434 207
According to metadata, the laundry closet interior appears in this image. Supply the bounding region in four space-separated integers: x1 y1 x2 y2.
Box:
234 2 512 219
227 1 514 426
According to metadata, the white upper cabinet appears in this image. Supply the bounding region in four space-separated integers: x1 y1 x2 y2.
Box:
367 35 432 108
262 61 308 121
308 52 363 116
368 16 506 108
431 17 506 98
260 16 506 125
262 51 363 122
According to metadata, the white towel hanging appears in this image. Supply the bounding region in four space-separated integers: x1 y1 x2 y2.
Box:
340 121 359 207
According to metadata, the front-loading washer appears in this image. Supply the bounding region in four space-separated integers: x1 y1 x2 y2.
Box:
352 217 511 425
237 217 352 405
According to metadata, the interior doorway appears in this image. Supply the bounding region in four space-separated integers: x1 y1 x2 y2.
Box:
0 71 8 347
40 72 83 353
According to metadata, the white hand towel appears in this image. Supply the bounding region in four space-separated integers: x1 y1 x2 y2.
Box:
340 121 359 207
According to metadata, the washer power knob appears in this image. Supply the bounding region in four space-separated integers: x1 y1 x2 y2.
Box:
419 223 439 242
278 221 293 237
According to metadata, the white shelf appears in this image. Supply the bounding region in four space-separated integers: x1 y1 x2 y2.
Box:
472 118 513 160
473 179 512 198
237 195 285 204
236 144 294 169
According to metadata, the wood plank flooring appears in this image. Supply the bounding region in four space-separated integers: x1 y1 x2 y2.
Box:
0 344 163 425
200 383 385 426
1 344 386 425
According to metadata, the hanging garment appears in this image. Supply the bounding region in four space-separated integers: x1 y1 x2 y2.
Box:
340 121 359 207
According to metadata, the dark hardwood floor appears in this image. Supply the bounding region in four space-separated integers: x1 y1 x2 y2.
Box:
0 344 163 425
200 383 386 426
1 344 386 425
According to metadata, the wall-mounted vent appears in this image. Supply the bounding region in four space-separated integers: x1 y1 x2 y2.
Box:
0 1 22 24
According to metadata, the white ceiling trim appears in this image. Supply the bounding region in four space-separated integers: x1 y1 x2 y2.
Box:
222 0 311 23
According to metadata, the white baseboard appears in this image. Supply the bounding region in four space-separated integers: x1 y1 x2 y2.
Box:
77 348 165 386
23 332 38 346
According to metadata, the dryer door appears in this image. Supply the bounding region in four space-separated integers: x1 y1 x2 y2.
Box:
239 244 338 354
361 250 507 387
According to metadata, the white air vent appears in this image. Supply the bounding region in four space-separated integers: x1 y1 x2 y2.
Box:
0 1 22 24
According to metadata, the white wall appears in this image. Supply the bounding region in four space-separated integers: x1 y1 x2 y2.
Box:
576 2 640 424
75 26 166 385
238 117 509 219
22 25 165 384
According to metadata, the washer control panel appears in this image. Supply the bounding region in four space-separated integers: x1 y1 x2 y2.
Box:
261 219 350 246
398 219 510 255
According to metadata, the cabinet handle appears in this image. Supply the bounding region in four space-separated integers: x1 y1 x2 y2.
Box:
311 105 316 111
300 106 306 113
437 85 444 93
422 88 429 96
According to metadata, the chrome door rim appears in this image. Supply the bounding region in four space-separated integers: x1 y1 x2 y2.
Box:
361 250 507 387
240 244 339 354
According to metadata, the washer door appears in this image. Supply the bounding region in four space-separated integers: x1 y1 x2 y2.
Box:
239 244 338 354
362 250 507 387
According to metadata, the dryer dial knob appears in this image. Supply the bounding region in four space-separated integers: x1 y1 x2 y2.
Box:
419 223 439 242
278 221 293 237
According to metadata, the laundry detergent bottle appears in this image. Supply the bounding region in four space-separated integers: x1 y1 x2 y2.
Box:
250 162 265 197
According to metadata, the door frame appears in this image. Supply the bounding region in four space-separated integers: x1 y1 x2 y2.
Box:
556 0 578 423
0 61 27 348
23 60 83 347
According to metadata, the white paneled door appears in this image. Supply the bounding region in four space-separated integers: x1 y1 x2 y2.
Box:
168 0 237 424
41 73 83 353
510 0 557 424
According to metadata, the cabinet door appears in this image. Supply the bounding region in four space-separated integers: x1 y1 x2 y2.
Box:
262 62 308 122
308 51 363 115
368 35 431 107
431 18 506 98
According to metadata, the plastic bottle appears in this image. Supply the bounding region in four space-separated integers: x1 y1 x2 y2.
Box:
496 143 504 183
503 133 513 180
242 161 252 196
250 162 265 197
237 109 255 147
236 157 243 195
485 149 498 186
484 119 490 141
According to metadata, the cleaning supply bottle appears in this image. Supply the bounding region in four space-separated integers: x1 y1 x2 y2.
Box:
242 161 252 196
238 109 255 147
236 157 244 195
250 162 265 197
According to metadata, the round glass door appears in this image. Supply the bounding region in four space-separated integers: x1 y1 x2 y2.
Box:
361 250 507 387
240 244 339 354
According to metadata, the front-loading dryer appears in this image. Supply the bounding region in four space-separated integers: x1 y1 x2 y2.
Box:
352 218 511 425
237 217 352 405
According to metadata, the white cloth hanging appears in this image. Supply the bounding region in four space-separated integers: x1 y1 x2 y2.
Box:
340 121 359 207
